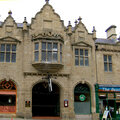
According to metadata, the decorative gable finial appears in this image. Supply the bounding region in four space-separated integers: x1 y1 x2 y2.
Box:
78 16 82 23
68 21 71 26
45 0 49 4
74 20 78 25
92 26 96 40
8 10 12 16
92 26 96 32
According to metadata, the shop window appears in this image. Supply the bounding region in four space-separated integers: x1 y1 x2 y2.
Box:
74 83 91 114
104 55 112 72
0 80 16 113
0 44 16 63
75 48 89 66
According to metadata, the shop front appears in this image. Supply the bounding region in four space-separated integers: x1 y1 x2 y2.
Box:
0 80 17 113
95 84 120 119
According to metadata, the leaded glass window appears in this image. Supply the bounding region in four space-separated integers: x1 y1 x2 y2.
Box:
0 44 16 62
41 42 58 63
75 48 89 66
60 44 62 63
34 42 62 63
34 43 39 62
104 55 112 72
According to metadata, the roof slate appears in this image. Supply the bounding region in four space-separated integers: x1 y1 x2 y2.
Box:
95 38 119 45
0 21 30 28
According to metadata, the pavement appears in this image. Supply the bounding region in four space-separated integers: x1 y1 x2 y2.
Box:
0 118 58 120
0 118 34 120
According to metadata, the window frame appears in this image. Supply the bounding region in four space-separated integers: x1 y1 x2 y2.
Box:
104 55 112 72
75 48 89 66
0 43 17 63
34 40 63 64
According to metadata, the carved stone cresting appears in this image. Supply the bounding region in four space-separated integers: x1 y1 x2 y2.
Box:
31 31 63 41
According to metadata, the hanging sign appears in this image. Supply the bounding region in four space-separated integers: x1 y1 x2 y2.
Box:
79 94 86 101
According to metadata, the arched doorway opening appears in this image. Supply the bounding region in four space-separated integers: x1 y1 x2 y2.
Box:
74 83 91 114
32 82 60 117
0 80 17 113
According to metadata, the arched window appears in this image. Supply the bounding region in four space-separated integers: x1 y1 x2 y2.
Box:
0 80 16 113
74 83 91 114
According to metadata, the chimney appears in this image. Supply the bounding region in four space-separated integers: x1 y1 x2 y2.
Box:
105 25 117 39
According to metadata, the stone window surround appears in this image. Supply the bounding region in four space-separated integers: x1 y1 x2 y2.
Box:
75 47 89 66
103 54 112 72
0 43 16 63
34 40 63 64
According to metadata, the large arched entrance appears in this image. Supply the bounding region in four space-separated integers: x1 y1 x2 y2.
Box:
74 83 91 114
32 82 60 117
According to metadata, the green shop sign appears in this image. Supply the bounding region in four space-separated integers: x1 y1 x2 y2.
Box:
79 94 86 101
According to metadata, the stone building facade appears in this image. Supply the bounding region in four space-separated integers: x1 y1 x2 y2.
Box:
0 0 120 120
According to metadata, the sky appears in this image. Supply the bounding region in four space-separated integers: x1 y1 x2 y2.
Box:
0 0 120 38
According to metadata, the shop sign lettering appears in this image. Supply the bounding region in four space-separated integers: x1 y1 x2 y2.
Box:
99 87 120 92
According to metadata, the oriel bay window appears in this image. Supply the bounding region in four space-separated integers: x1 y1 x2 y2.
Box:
75 48 89 66
0 44 16 62
60 44 62 63
42 42 58 62
34 43 39 62
34 42 62 63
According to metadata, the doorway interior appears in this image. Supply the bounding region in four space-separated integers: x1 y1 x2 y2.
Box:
32 82 60 117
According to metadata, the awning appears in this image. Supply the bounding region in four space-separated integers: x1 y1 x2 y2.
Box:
0 91 16 95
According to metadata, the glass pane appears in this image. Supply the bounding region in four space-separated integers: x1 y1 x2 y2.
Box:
1 44 5 51
47 51 52 62
35 43 39 51
6 52 10 62
60 53 62 63
0 52 4 62
80 49 83 56
35 51 39 62
109 63 112 72
47 43 52 51
108 55 112 63
53 51 58 62
80 57 84 66
85 50 88 56
85 57 89 66
12 45 16 51
42 51 46 62
12 53 16 62
75 56 79 66
6 44 11 51
42 42 46 50
104 55 107 62
53 43 58 51
75 49 79 55
104 63 108 71
60 44 62 52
